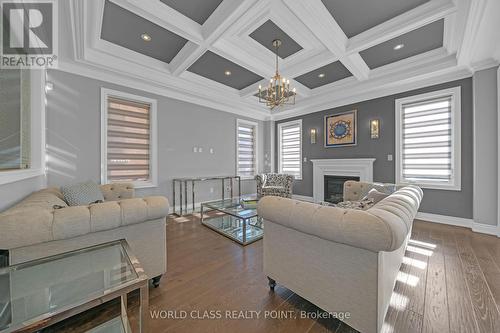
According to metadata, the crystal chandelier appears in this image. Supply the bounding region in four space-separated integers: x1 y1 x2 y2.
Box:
258 39 296 110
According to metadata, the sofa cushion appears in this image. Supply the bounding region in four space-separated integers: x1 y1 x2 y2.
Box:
61 181 104 206
363 188 390 205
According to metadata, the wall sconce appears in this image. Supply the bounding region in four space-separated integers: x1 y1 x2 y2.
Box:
310 128 317 144
370 119 380 139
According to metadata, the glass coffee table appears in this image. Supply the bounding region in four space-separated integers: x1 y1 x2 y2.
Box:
0 240 149 333
200 198 263 245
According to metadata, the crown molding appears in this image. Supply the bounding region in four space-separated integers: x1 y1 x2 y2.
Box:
470 58 500 72
271 65 471 120
57 60 271 121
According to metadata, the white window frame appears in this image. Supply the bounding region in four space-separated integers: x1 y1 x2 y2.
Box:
236 119 259 180
278 119 302 180
395 86 461 191
101 88 158 188
0 69 46 185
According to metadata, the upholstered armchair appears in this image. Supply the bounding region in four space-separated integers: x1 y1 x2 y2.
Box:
255 173 294 198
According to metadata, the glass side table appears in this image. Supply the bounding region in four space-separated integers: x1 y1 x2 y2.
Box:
0 240 149 333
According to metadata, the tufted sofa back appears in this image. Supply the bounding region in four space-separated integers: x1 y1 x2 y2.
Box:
100 183 135 201
258 185 423 253
0 183 168 250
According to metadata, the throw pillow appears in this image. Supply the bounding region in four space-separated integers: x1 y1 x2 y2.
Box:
363 188 390 204
335 198 375 210
61 181 105 206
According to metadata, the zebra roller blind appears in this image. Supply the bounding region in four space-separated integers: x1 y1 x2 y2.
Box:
397 89 460 189
237 120 257 178
278 120 302 179
106 96 151 183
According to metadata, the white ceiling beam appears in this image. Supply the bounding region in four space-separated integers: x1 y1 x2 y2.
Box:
347 0 456 54
169 0 262 77
212 38 274 77
457 0 489 67
283 0 369 81
203 0 261 42
169 42 207 76
339 54 370 81
281 50 338 78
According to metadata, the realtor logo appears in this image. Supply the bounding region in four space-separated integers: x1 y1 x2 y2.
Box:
1 0 58 68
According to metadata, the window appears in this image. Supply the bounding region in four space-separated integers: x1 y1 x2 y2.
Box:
101 88 157 188
0 69 46 185
395 87 461 190
278 119 302 180
236 119 258 179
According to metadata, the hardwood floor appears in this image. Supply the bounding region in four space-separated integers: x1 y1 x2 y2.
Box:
50 215 500 332
148 216 500 333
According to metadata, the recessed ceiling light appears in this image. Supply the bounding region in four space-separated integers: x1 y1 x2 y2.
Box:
224 70 232 76
318 73 326 78
141 33 152 42
394 43 404 50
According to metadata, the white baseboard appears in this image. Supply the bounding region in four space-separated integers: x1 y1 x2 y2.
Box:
472 222 499 236
416 212 473 228
292 194 314 202
416 212 499 237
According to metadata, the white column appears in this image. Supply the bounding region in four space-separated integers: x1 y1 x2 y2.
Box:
473 67 499 235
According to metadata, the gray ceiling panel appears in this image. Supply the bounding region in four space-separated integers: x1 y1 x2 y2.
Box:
101 1 188 64
188 51 263 90
160 0 223 25
360 19 444 69
294 61 352 89
249 20 303 59
321 0 429 38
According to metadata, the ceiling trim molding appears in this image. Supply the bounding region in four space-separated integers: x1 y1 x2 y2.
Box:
271 66 472 121
347 0 456 54
64 0 496 121
57 60 271 121
470 58 500 72
120 0 203 43
457 0 489 67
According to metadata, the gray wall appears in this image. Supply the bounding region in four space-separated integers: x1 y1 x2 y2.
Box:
45 70 267 207
0 176 45 211
276 78 474 218
473 67 499 225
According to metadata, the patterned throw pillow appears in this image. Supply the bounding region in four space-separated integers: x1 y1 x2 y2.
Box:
61 181 104 206
362 188 390 204
335 198 375 210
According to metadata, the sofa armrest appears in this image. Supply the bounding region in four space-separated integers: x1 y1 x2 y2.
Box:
258 186 422 253
100 183 135 201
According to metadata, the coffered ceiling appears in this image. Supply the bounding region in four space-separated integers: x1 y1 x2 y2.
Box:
64 0 500 120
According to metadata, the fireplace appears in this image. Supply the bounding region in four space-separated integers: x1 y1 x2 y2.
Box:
324 175 360 204
311 159 375 203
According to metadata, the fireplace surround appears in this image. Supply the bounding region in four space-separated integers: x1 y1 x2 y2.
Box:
311 158 376 203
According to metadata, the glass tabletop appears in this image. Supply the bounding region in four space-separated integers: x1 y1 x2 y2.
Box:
0 240 140 332
202 198 258 219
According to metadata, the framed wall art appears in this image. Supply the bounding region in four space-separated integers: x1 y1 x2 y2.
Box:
324 110 357 147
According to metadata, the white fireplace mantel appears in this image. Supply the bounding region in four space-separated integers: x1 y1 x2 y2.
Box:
311 158 376 203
